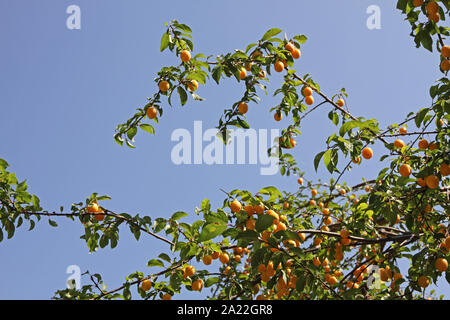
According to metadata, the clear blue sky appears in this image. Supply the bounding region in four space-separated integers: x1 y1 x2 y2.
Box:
0 0 448 299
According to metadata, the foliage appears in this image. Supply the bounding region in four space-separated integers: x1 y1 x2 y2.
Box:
1 1 450 300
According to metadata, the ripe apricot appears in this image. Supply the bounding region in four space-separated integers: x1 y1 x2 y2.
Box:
426 1 439 14
413 0 424 7
418 276 429 288
246 218 256 230
274 60 284 72
336 99 345 107
219 252 230 264
285 42 295 52
141 279 152 291
274 112 282 121
238 102 248 114
417 178 426 187
440 163 450 176
394 139 405 148
309 199 316 206
445 237 450 249
266 210 280 220
159 80 170 92
254 203 265 215
245 62 253 71
327 276 338 285
162 293 172 300
291 48 301 59
340 238 351 246
362 147 373 160
441 59 450 71
239 68 247 80
442 45 450 58
203 255 213 265
305 95 314 105
244 205 255 216
184 265 196 278
230 199 242 213
340 230 350 238
180 50 191 63
399 127 407 135
399 164 412 177
187 80 199 92
146 106 158 119
435 258 448 272
418 139 429 149
312 257 321 267
428 142 438 151
95 212 105 222
192 279 203 291
212 251 220 260
425 175 439 189
275 222 287 233
311 189 318 197
288 138 296 148
87 203 100 213
303 87 313 96
297 177 303 185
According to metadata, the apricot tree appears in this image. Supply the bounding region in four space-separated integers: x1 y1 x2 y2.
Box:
1 0 449 300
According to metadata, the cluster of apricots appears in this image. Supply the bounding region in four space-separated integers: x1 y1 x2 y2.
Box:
411 0 449 70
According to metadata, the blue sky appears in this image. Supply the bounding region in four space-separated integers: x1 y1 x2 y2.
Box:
0 0 448 299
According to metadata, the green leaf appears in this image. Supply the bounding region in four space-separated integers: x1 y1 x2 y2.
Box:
160 32 170 52
205 277 220 287
158 253 171 263
200 199 211 213
48 219 58 227
212 66 222 84
313 151 325 172
123 285 132 300
420 33 433 52
147 259 164 268
114 133 124 146
171 211 188 221
296 274 306 292
323 149 337 174
127 127 137 140
236 230 259 241
256 214 275 232
174 23 192 33
415 108 429 128
262 28 282 41
396 0 407 11
339 120 362 136
139 124 155 135
293 35 308 44
178 87 188 106
251 247 267 268
198 223 227 242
